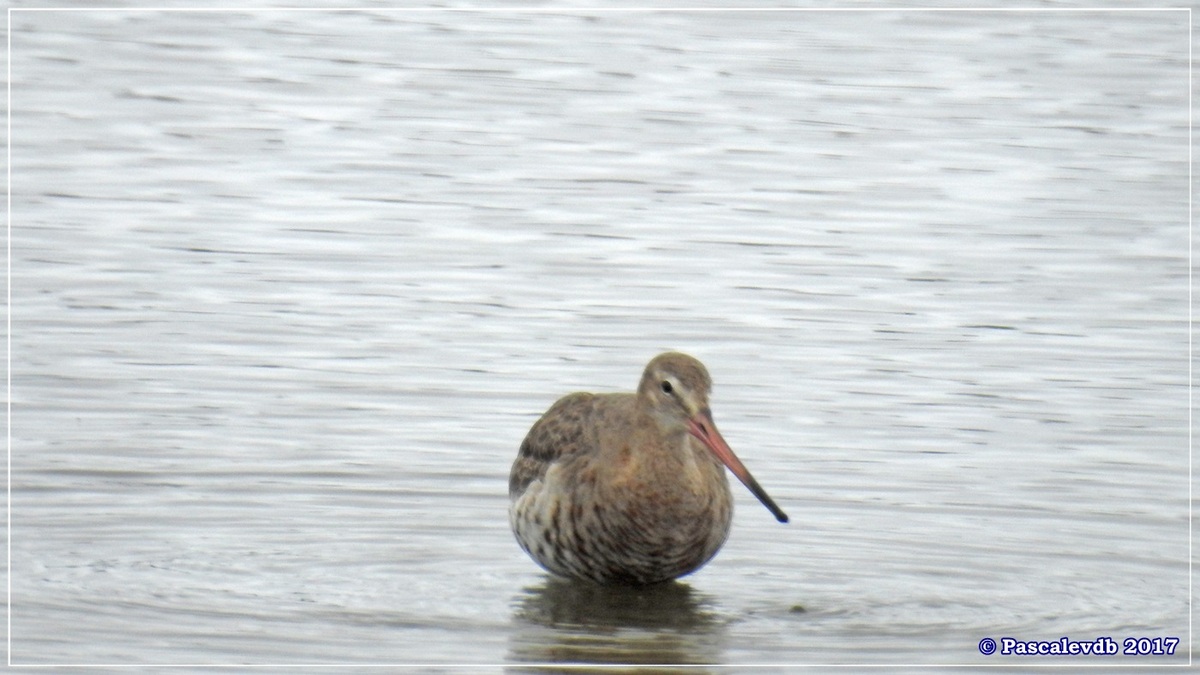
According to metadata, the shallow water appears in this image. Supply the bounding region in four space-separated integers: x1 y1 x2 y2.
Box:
8 6 1191 670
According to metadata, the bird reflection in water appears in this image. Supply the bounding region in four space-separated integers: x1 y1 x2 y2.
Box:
507 577 727 671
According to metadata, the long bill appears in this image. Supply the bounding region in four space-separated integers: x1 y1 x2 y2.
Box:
687 410 789 524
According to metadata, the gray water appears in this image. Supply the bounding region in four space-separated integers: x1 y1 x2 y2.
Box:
8 6 1191 670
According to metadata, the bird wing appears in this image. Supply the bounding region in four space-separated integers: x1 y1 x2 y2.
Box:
508 392 600 499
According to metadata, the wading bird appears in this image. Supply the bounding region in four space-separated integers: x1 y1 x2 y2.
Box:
509 352 788 584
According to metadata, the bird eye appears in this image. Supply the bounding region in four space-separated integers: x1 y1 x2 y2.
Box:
660 380 673 394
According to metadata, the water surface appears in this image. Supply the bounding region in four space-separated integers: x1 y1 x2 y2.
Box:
9 7 1190 670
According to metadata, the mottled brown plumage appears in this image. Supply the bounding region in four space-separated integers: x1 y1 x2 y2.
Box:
509 352 788 585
